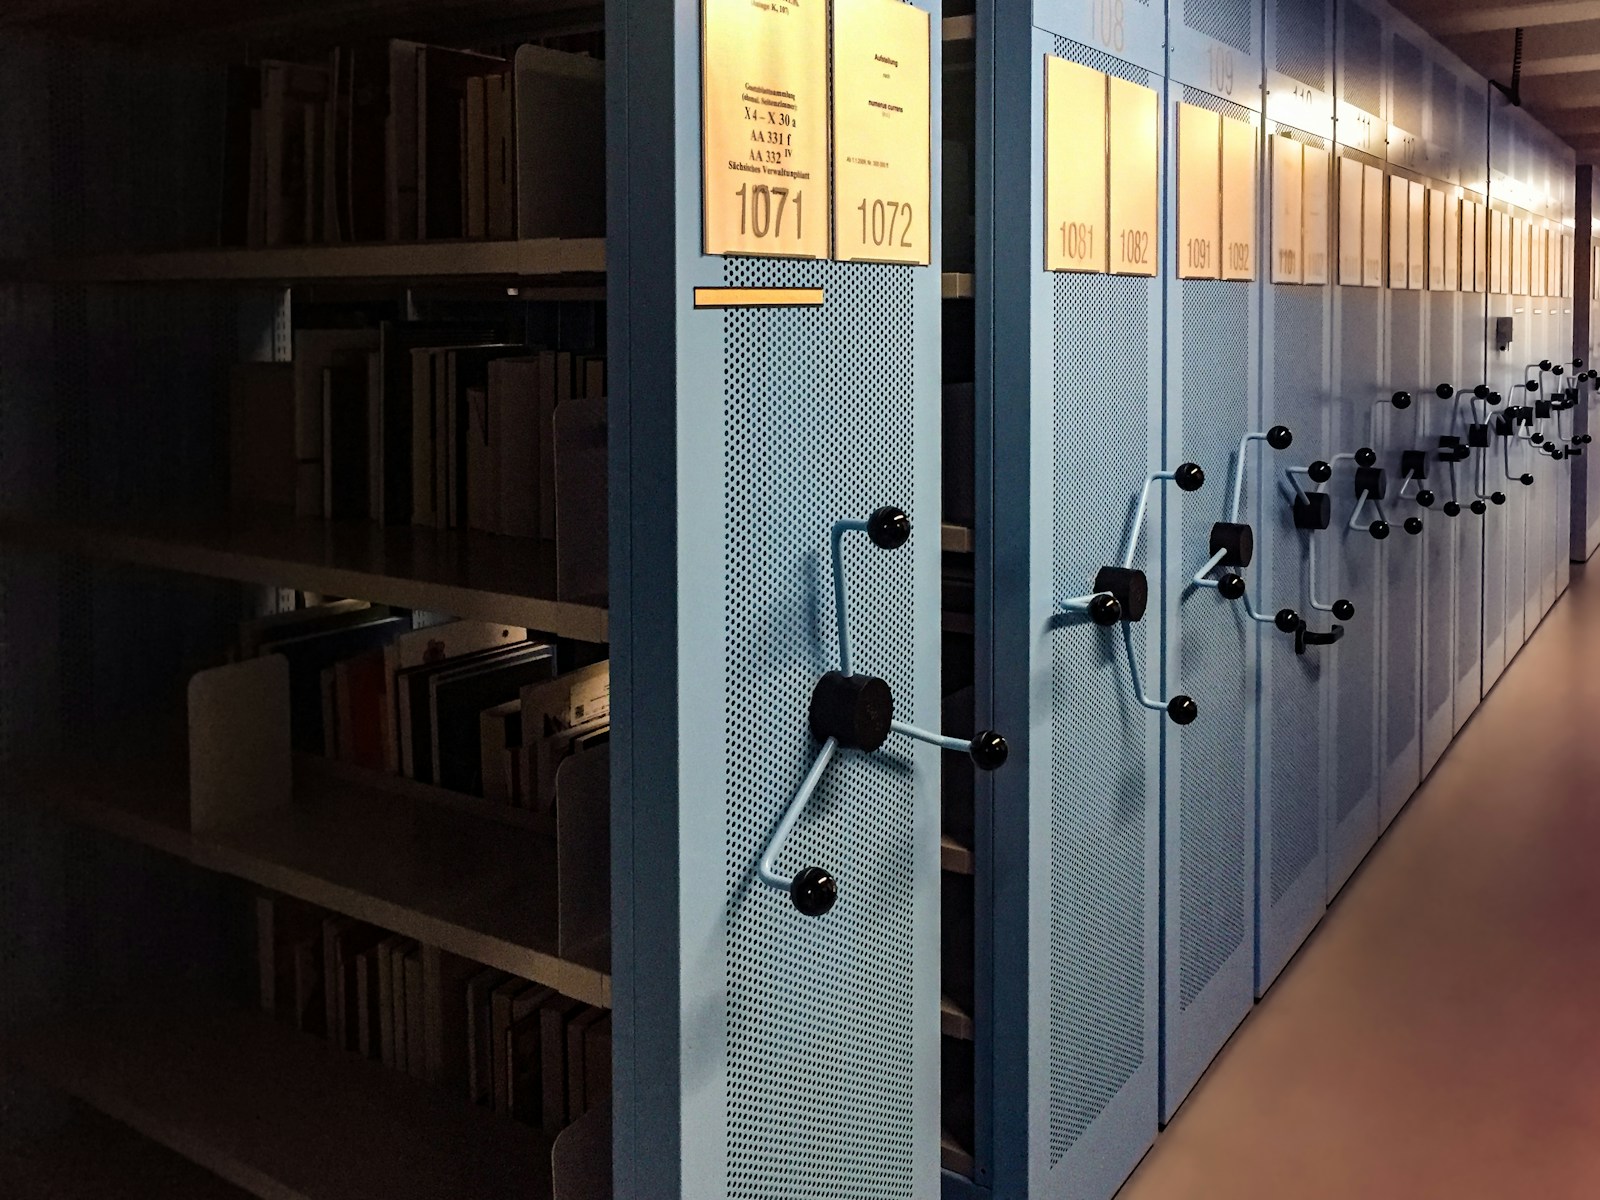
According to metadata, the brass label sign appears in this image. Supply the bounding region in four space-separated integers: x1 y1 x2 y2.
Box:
1270 135 1302 284
1361 163 1383 287
1474 203 1488 293
1177 104 1221 279
1302 144 1329 284
1488 207 1503 294
1107 77 1159 277
1440 188 1452 294
1045 56 1108 272
1220 116 1257 281
1337 155 1363 286
1407 181 1425 290
702 0 830 258
1512 215 1525 295
1387 175 1408 289
832 0 931 265
1442 192 1459 292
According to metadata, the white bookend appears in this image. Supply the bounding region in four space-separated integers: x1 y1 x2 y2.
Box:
187 656 292 833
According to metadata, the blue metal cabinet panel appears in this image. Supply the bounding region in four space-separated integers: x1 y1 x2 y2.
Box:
1161 0 1263 1104
609 4 944 1196
1326 0 1384 899
1255 0 1335 998
980 10 1163 1195
1573 169 1600 564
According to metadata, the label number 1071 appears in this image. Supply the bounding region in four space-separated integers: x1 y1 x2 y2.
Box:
735 183 803 240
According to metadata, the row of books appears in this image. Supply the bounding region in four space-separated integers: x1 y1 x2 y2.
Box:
222 40 603 247
237 601 608 810
255 895 610 1133
229 323 607 604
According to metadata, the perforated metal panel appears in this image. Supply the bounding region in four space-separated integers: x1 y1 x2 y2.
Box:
1341 4 1383 118
1380 288 1422 822
1183 0 1253 55
1421 274 1457 767
1274 0 1328 91
720 263 924 1200
1390 38 1422 134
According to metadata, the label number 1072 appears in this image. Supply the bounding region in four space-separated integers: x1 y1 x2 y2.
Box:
858 198 914 249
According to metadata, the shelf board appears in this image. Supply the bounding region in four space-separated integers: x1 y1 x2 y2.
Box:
941 995 974 1042
20 753 611 1010
4 997 552 1200
940 834 974 876
941 1129 976 1178
0 238 605 286
1 1108 253 1200
941 523 974 554
0 508 608 643
941 272 975 300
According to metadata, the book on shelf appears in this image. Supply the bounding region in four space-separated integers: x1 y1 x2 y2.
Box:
521 662 610 813
222 40 603 247
381 619 526 773
397 639 550 784
229 364 296 513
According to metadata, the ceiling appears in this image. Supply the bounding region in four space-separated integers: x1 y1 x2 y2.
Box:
1394 0 1600 164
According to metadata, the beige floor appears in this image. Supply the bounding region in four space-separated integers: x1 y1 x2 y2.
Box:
1118 560 1600 1200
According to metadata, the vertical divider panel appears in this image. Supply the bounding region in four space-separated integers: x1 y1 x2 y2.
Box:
981 3 1164 1194
1162 0 1264 1122
609 4 943 1197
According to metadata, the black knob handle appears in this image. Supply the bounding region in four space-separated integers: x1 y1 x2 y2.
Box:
1488 391 1503 406
1582 435 1594 445
1309 460 1332 483
791 866 838 916
1218 573 1246 600
1444 501 1462 517
1520 473 1534 486
1274 608 1301 634
1532 433 1545 445
1390 391 1412 409
969 731 1009 771
1174 463 1205 491
1471 500 1487 515
1089 594 1122 626
1417 489 1435 507
1333 599 1356 621
1552 447 1567 460
1167 696 1198 725
1474 384 1492 399
1553 364 1565 376
1267 425 1293 450
1541 359 1553 371
1574 358 1584 368
868 506 911 549
1491 491 1506 506
1404 516 1423 534
1525 378 1541 392
1355 447 1377 467
1370 521 1390 539
1436 383 1455 399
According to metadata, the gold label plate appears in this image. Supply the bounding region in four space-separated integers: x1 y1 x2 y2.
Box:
1044 57 1108 272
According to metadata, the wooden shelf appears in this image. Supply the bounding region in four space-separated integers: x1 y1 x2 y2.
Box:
4 997 552 1200
0 238 605 287
0 508 608 643
940 995 974 1042
0 1108 253 1200
20 753 611 1010
940 834 974 875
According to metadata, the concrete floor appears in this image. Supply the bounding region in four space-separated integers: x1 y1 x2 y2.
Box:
1119 561 1600 1200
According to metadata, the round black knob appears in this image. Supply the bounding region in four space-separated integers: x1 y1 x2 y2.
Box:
1436 383 1455 399
791 866 838 916
1309 460 1333 484
868 506 911 550
1488 392 1503 406
1370 521 1390 540
1471 500 1487 515
1473 384 1490 398
1532 433 1545 445
969 730 1008 771
1404 516 1423 534
1417 489 1435 507
1089 594 1122 626
1491 491 1506 506
1174 463 1205 492
1274 608 1300 634
1218 573 1246 600
1541 359 1554 371
1355 447 1377 467
1552 447 1567 460
1167 695 1198 725
1333 599 1356 621
1520 473 1534 486
1267 425 1293 450
1444 501 1462 517
1391 391 1412 409
1526 378 1541 392
810 672 894 752
1574 358 1585 368
1583 435 1594 445
1553 365 1566 376
1094 566 1148 623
